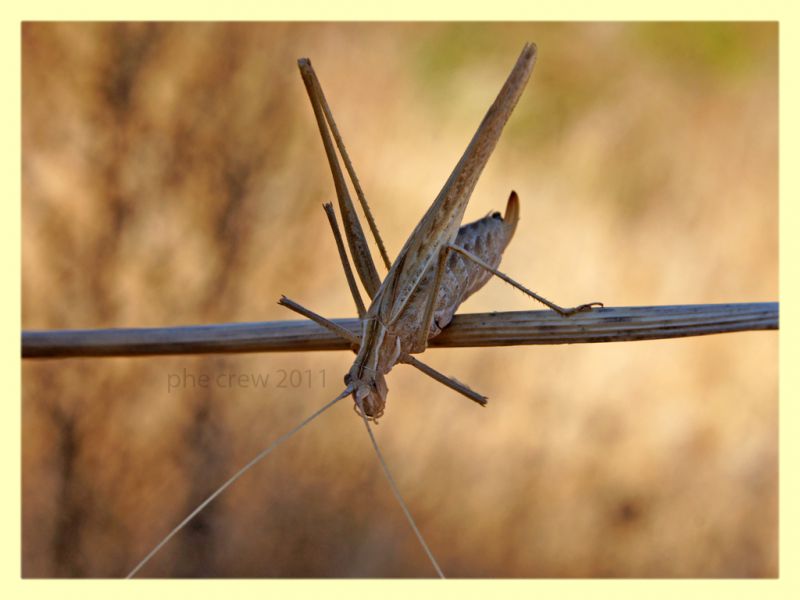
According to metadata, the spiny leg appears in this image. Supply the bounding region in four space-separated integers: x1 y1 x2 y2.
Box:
279 296 487 407
126 385 353 578
353 394 445 578
448 244 603 316
313 73 392 270
323 203 367 318
298 59 382 298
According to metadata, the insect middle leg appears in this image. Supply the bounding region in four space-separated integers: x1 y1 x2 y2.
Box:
447 244 603 316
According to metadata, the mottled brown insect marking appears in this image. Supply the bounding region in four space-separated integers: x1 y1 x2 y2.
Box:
286 44 599 420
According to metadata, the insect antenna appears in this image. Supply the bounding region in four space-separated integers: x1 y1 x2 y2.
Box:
354 394 446 579
125 385 354 578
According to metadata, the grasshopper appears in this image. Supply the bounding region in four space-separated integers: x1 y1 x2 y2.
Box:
282 42 600 420
128 42 600 578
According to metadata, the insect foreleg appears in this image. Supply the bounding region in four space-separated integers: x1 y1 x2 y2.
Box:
400 354 487 407
278 297 487 406
278 296 360 347
447 244 603 316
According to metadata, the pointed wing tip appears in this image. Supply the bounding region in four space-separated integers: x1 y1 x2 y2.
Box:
523 42 537 58
520 43 538 72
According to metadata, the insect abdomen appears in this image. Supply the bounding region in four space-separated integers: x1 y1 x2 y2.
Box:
387 191 519 357
430 191 519 335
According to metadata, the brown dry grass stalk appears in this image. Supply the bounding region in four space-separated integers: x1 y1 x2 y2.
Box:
23 302 778 358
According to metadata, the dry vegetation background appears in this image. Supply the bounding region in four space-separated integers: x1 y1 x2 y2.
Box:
22 22 777 577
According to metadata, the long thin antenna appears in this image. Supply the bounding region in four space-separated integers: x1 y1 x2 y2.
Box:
126 386 353 578
354 396 445 579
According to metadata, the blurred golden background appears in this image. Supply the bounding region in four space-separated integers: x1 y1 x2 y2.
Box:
22 22 777 577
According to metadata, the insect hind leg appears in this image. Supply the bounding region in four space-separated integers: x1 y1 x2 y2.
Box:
323 203 367 318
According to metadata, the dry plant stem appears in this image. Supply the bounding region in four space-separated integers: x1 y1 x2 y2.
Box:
22 303 778 359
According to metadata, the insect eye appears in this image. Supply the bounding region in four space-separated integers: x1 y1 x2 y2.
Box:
492 211 502 219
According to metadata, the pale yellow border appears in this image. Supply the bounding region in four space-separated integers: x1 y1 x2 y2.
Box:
5 1 797 599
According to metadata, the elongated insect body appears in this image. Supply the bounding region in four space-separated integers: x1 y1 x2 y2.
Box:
130 44 600 577
347 192 520 417
343 45 537 418
402 192 520 350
